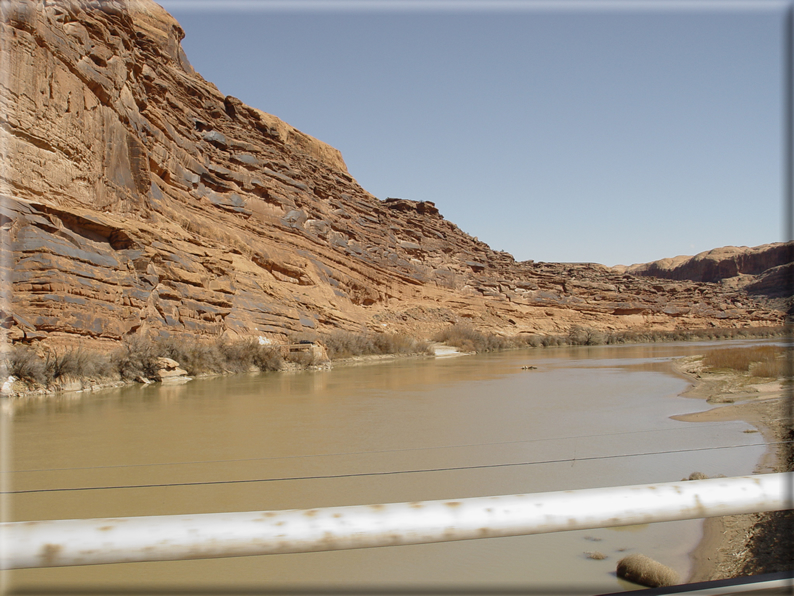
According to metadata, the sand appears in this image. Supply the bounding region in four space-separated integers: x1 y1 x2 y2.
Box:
669 356 792 583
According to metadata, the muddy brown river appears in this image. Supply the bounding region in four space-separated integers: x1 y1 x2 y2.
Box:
3 341 771 594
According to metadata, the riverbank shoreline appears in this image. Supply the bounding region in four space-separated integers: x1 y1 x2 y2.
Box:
2 327 783 402
0 344 470 402
670 356 790 583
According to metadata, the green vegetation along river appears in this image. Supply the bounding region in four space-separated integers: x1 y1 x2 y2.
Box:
4 340 773 594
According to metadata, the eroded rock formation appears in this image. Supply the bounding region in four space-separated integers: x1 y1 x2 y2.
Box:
0 1 786 348
614 243 794 311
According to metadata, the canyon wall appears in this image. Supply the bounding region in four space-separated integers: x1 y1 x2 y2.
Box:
0 1 786 348
614 243 793 309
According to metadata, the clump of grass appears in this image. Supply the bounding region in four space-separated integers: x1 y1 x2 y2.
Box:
752 358 787 379
703 345 786 377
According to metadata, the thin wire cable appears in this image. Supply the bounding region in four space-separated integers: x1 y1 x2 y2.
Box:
5 440 789 495
5 421 750 475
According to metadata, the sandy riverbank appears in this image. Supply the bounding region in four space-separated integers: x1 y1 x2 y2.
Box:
669 356 792 583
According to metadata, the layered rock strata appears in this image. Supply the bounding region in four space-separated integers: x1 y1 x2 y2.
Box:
614 243 794 311
0 1 785 348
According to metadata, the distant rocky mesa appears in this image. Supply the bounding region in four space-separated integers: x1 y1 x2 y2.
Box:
0 0 787 349
613 243 793 309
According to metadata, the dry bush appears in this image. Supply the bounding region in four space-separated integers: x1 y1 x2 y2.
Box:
157 336 283 375
156 337 224 375
284 350 324 367
111 335 162 380
216 339 282 373
540 335 562 347
567 326 606 346
434 324 512 353
248 343 283 371
7 346 47 383
323 330 430 359
323 331 375 358
4 346 112 385
373 332 431 355
45 348 112 380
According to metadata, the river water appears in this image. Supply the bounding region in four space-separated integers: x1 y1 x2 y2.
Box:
4 340 771 594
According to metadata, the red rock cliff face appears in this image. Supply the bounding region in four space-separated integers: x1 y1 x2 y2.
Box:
615 244 794 307
616 244 792 284
0 1 785 346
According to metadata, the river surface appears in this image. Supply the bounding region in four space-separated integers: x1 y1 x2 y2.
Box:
3 340 772 594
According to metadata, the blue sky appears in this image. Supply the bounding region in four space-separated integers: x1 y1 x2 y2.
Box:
159 1 786 266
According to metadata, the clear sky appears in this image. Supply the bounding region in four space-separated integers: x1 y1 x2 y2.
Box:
159 0 786 266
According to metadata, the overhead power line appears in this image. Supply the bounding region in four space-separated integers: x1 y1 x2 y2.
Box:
6 421 751 475
5 440 786 495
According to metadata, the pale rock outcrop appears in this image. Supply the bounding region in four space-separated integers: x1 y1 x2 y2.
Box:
153 356 189 382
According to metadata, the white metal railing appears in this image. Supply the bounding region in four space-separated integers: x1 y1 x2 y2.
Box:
1 473 790 569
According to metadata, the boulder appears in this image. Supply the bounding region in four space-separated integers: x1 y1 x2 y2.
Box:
616 554 679 588
153 357 189 382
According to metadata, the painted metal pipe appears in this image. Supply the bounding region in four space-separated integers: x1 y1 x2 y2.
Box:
2 473 790 569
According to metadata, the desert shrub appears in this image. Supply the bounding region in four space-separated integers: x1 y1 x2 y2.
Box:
157 337 225 375
567 326 606 346
111 335 162 380
323 331 375 358
540 335 562 347
284 349 324 367
7 346 47 383
250 344 283 371
215 339 283 373
215 341 253 373
373 332 429 355
45 348 112 380
1 346 112 385
215 339 257 373
323 330 430 359
434 323 511 353
107 335 287 379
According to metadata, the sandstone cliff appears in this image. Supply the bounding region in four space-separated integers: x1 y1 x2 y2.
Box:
0 1 785 348
613 243 793 310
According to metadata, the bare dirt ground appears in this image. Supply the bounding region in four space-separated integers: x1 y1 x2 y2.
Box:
670 356 792 583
